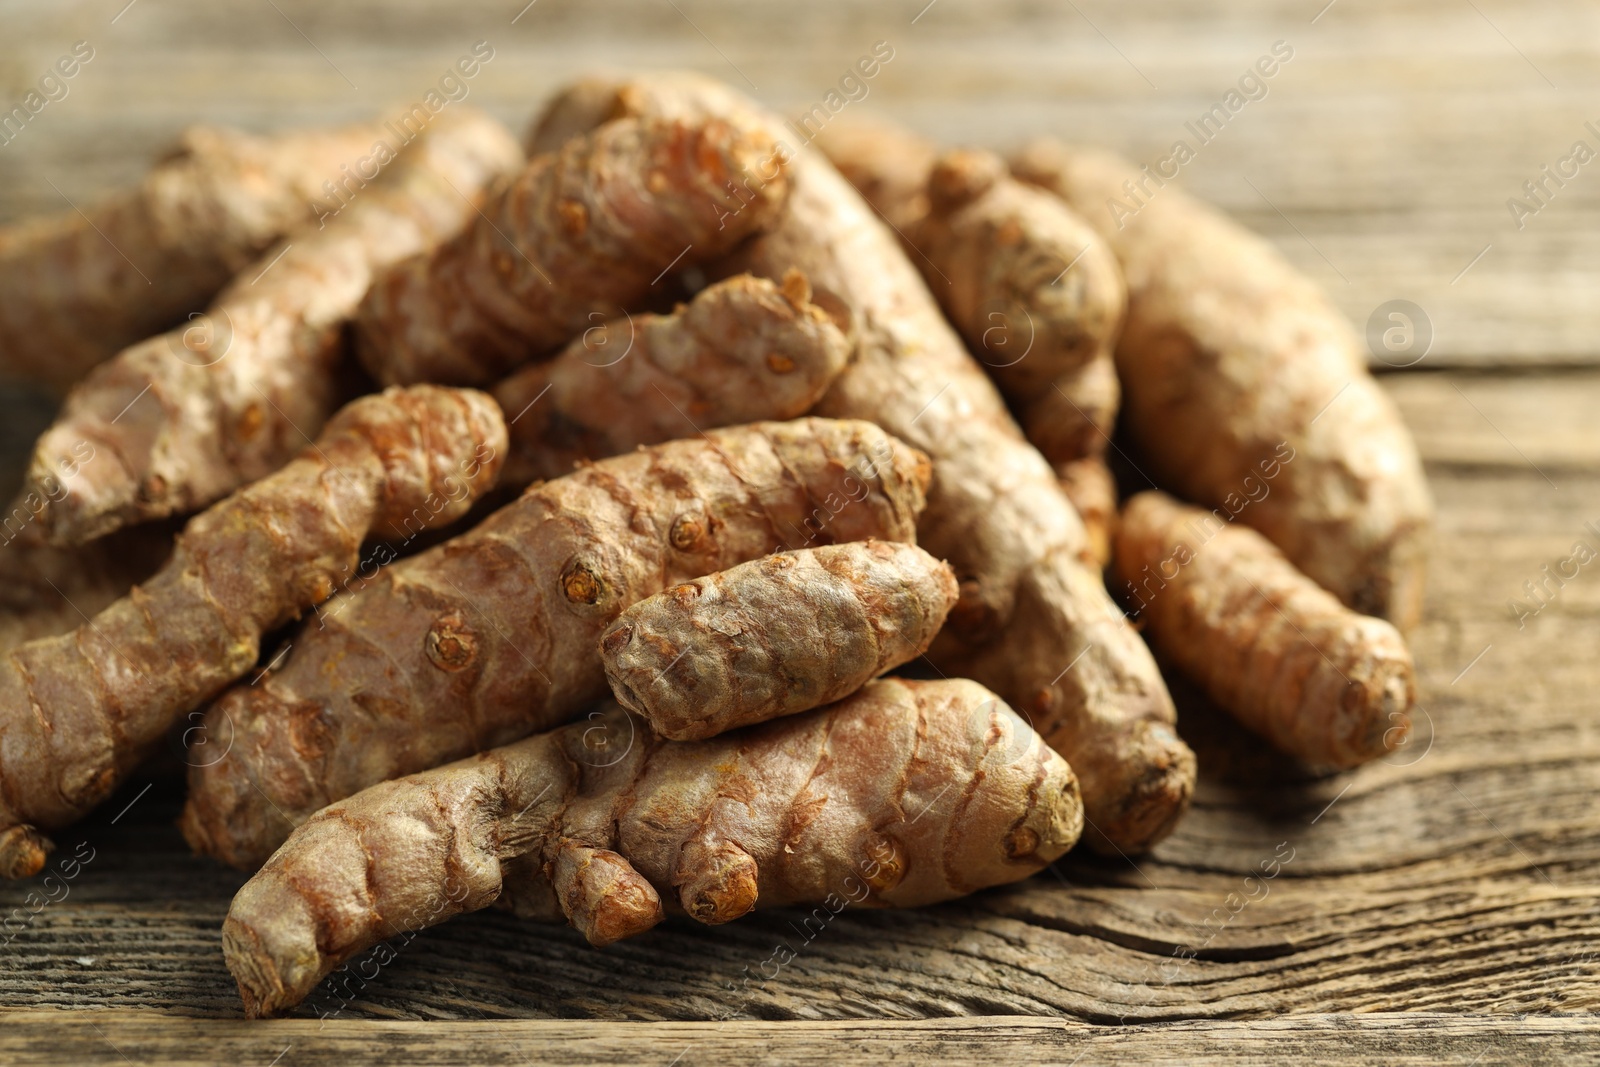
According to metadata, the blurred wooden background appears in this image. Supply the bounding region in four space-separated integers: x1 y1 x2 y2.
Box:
2 1 1598 1062
6 0 1600 365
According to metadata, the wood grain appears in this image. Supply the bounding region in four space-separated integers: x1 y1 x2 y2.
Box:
2 0 1598 368
1 1012 1596 1066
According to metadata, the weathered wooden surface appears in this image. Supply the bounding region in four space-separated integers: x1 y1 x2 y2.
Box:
2 1013 1597 1066
2 0 1598 1059
3 0 1600 367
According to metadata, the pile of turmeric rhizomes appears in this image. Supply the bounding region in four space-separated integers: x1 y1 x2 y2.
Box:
0 72 1429 1019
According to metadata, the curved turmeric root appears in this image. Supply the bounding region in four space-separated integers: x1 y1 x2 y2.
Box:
920 148 1125 566
1011 140 1433 630
818 129 1127 565
492 269 850 487
0 386 506 879
600 540 957 740
355 112 791 387
527 74 1192 853
1114 491 1414 768
0 119 389 393
12 108 522 547
180 418 930 870
222 679 1083 1018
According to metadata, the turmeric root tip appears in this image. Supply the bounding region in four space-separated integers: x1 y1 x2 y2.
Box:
1114 490 1416 769
600 540 958 740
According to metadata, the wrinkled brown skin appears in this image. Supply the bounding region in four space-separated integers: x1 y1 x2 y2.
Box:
223 678 1083 1018
1114 491 1415 768
1011 140 1433 630
601 540 957 740
817 130 1127 565
0 386 507 879
0 120 391 393
355 113 791 388
528 74 1192 854
11 109 523 547
492 269 850 487
181 418 930 869
920 149 1125 557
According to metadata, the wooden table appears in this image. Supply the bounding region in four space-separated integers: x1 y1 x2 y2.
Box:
2 1 1597 1062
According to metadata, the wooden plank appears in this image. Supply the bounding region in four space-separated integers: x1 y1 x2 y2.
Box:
0 1012 1595 1066
1384 370 1600 473
0 0 1598 367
